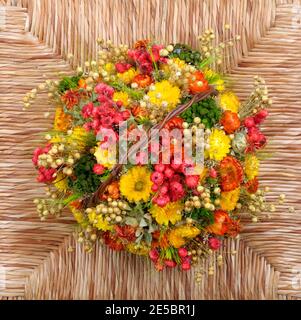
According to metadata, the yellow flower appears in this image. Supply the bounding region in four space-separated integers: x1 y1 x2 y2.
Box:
117 68 138 84
220 92 240 113
54 172 68 193
204 69 225 92
113 91 130 107
220 188 240 211
172 57 187 69
54 107 71 132
207 129 231 161
168 225 200 248
150 202 183 226
120 166 152 202
69 206 85 224
126 243 150 256
245 154 259 180
67 127 90 152
147 80 181 111
94 143 116 169
103 62 115 74
88 209 113 231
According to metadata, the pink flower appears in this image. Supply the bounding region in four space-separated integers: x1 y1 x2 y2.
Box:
151 172 164 185
94 83 114 98
37 167 56 183
153 195 170 207
93 164 105 175
208 238 221 250
115 62 132 73
185 175 199 189
178 248 188 258
149 249 159 262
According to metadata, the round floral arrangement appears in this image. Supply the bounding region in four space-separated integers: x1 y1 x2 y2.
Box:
27 30 284 276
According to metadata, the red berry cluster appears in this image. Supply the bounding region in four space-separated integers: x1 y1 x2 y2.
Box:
151 162 200 207
244 109 268 152
82 83 131 134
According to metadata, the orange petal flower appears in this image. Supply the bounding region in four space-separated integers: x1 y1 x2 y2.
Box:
219 156 243 191
207 210 231 236
220 110 241 134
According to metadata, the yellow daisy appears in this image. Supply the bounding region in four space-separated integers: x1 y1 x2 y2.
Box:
94 143 116 169
150 202 183 226
245 154 259 180
120 166 152 202
220 188 240 211
220 92 240 113
88 209 113 231
113 91 130 107
168 224 200 248
117 68 138 84
207 129 231 161
147 80 181 111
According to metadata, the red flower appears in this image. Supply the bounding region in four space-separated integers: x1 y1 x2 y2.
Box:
61 89 80 109
227 219 241 238
219 156 243 191
244 177 259 194
103 232 124 251
208 237 221 250
115 225 136 242
93 164 105 175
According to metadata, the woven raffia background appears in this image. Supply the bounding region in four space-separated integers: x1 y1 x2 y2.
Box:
0 0 301 300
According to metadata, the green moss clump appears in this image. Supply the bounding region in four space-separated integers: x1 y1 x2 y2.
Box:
180 97 222 128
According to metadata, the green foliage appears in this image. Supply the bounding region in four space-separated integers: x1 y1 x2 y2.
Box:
180 97 222 128
169 43 203 67
68 154 102 195
190 208 214 227
58 75 81 94
109 81 145 101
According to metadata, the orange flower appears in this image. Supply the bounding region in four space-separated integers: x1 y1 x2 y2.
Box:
54 107 72 132
207 210 231 236
189 71 209 94
134 39 150 49
244 177 259 194
133 74 153 88
61 89 80 109
220 110 241 134
101 181 120 200
151 230 169 249
227 219 241 237
131 104 149 119
78 78 87 89
219 156 243 191
115 225 136 242
103 232 124 251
